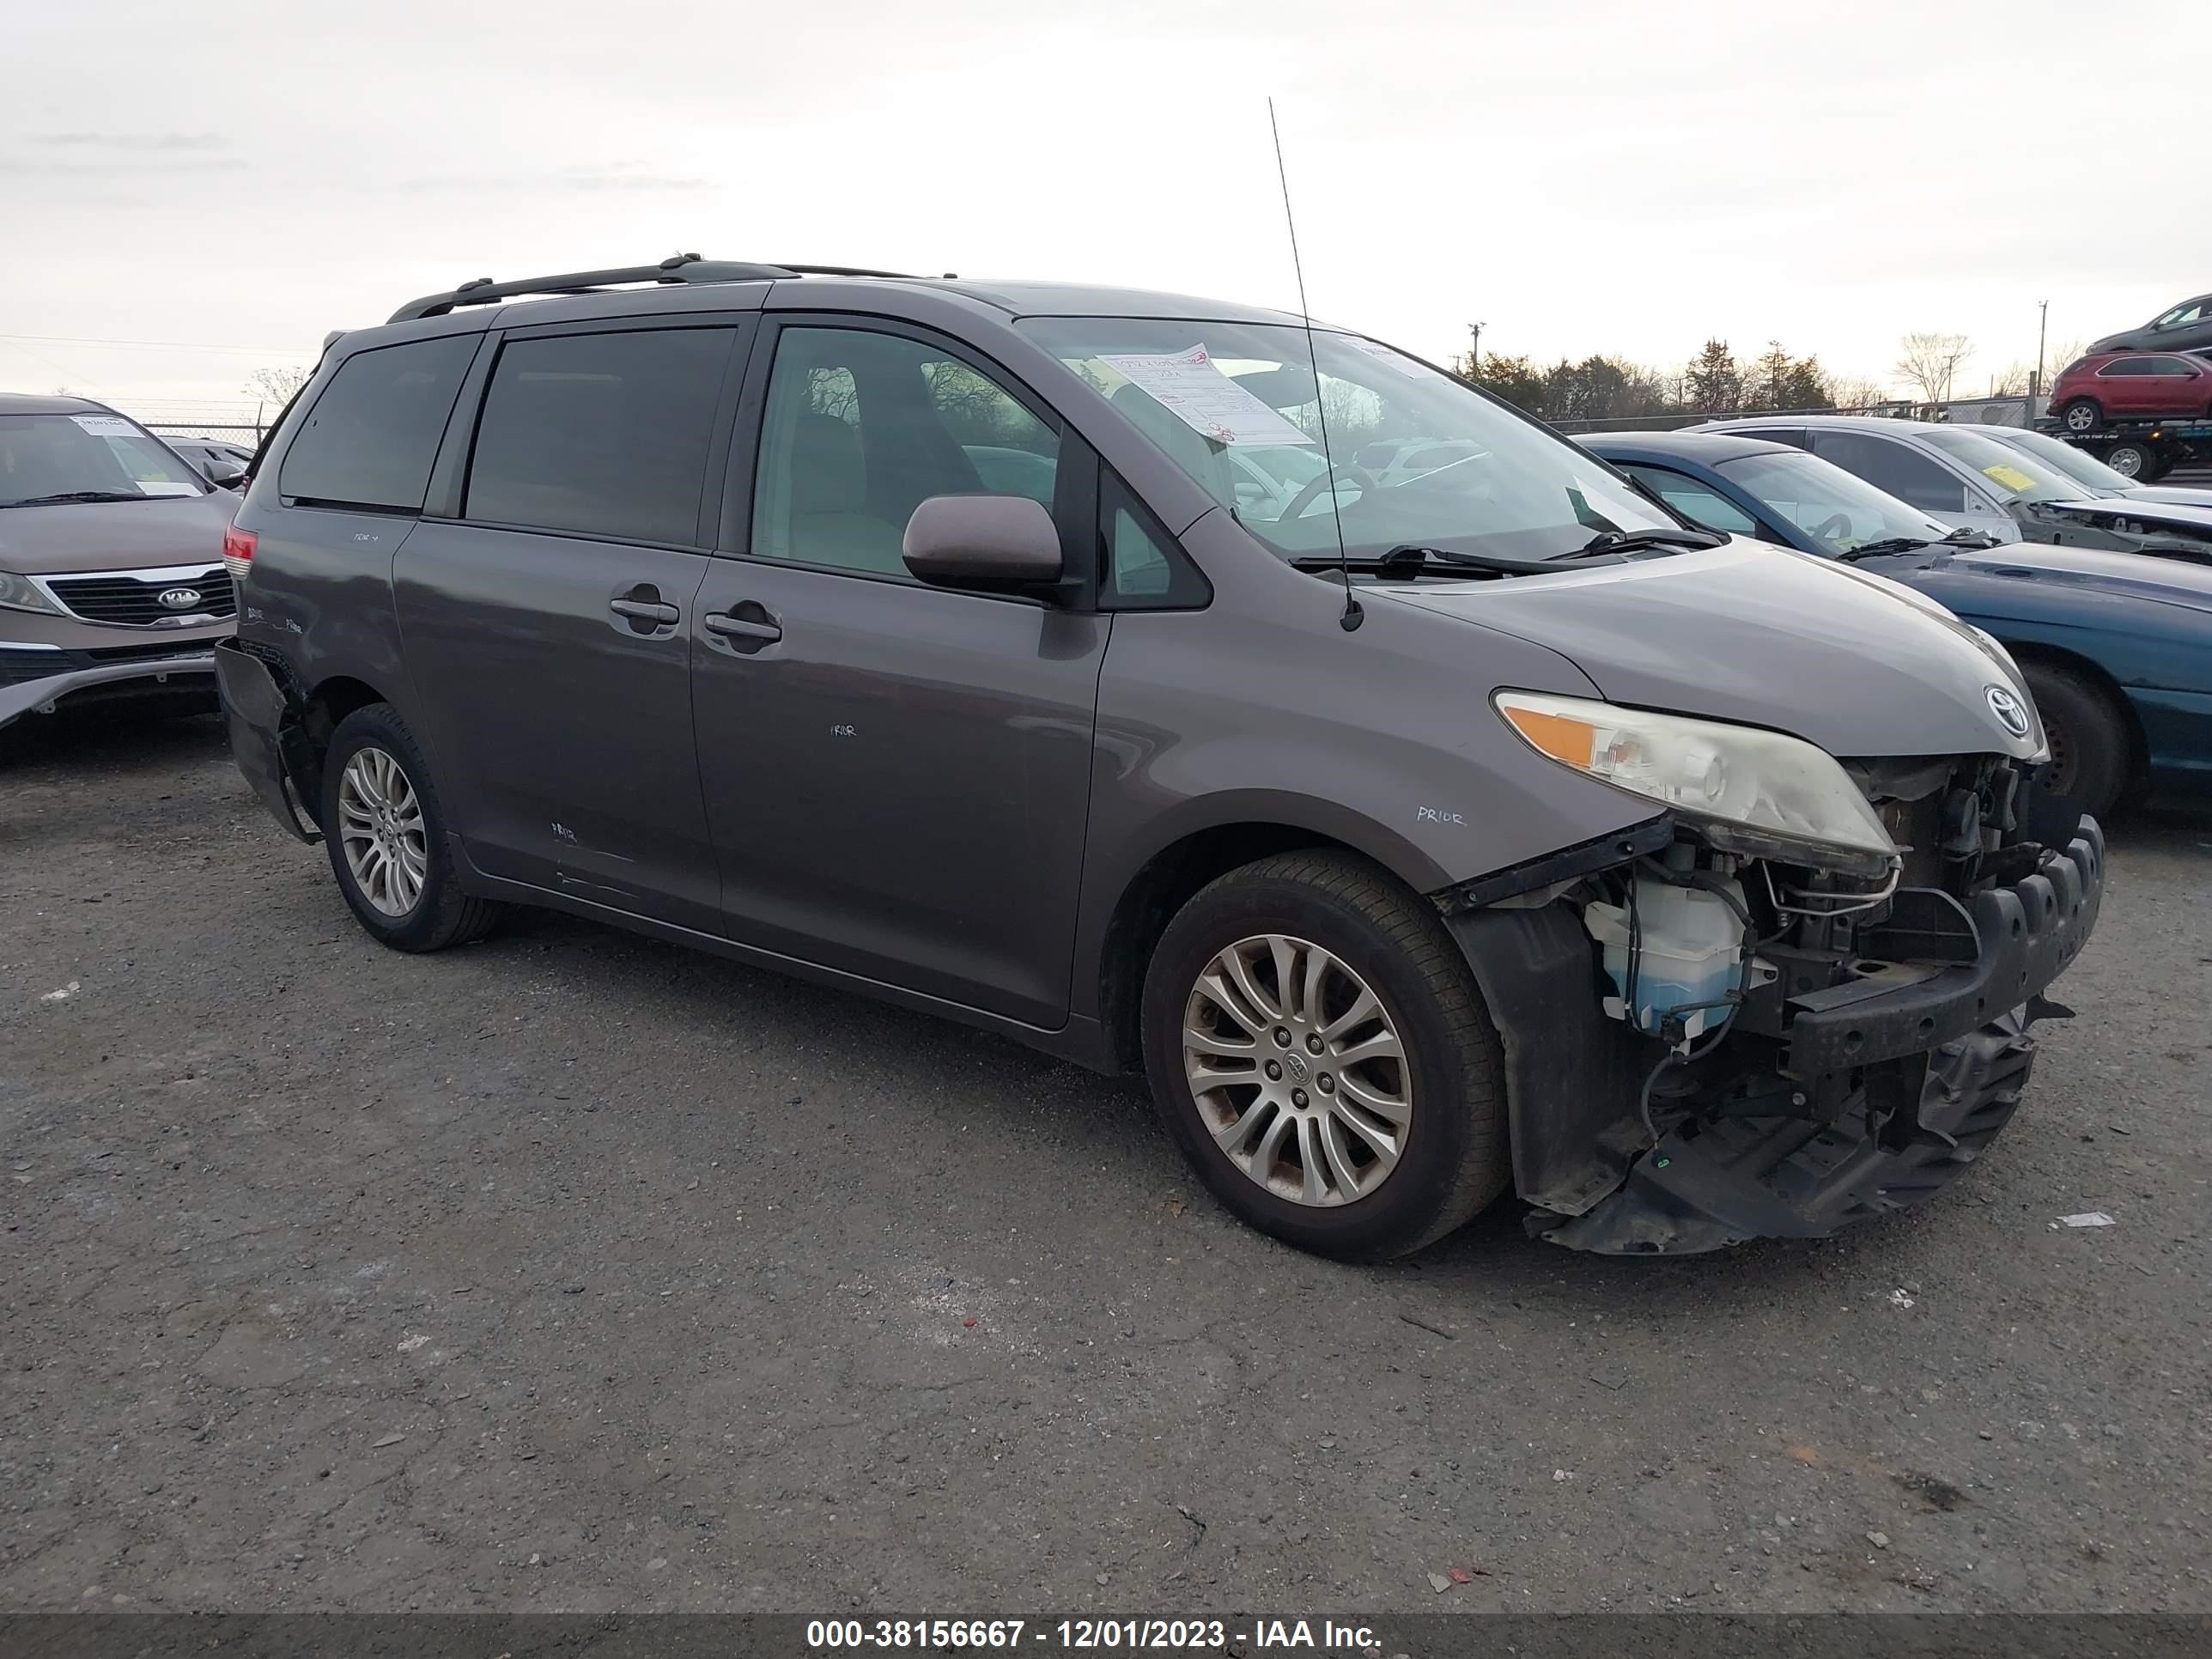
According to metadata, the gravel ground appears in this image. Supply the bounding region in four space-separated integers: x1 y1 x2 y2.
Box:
3 706 2208 1615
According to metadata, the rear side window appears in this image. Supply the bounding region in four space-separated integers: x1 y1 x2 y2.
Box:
280 335 477 511
465 327 735 544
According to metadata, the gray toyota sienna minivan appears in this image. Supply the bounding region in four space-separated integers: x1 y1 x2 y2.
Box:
216 257 2103 1259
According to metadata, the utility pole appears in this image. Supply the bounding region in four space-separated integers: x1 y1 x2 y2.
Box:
2033 299 2049 400
1466 321 1483 377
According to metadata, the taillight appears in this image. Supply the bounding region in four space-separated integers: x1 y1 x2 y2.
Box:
222 524 257 582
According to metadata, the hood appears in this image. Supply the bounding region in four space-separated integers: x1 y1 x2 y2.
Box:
1937 540 2212 615
0 490 235 575
1374 540 2039 761
2027 495 2212 545
2124 483 2212 508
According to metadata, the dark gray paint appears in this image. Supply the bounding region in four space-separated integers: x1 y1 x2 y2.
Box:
228 270 2043 1074
902 494 1063 585
1384 541 2045 760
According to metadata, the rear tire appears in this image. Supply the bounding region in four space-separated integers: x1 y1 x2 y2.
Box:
1140 850 1510 1261
2020 661 2128 825
2102 441 2154 480
2059 398 2102 434
320 702 500 952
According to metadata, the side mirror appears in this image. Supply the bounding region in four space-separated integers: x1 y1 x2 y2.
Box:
902 495 1062 588
210 467 248 490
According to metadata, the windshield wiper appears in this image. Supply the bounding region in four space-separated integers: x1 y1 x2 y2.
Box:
1834 526 1996 562
1833 536 1936 562
3 489 155 508
1577 526 1727 555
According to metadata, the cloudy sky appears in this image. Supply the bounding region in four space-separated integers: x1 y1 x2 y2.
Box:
3 0 2203 415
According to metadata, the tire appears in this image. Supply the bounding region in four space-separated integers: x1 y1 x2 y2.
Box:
319 702 500 952
2058 398 2102 434
2102 441 2154 480
1139 850 1509 1261
2020 661 2128 825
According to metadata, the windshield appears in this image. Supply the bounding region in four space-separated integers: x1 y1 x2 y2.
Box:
1020 319 1677 562
1911 426 2084 504
1983 427 2136 495
1715 451 1953 555
0 411 207 507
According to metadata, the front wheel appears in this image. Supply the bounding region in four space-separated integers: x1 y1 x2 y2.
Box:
1140 851 1509 1260
320 702 501 951
2021 660 2128 825
2058 398 2102 434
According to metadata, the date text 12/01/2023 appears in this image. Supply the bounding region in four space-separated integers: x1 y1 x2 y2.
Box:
805 1620 1381 1651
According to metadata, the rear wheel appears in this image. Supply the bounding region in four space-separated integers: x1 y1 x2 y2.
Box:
2102 440 2155 479
1140 851 1509 1261
2058 398 2102 434
2021 660 2128 825
320 702 500 951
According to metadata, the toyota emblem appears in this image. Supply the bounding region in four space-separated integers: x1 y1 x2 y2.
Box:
1985 684 2031 739
157 586 204 611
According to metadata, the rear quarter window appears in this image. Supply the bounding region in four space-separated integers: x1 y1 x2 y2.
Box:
279 334 477 511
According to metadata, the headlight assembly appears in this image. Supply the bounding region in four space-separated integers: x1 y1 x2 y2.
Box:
0 571 66 617
1495 690 1900 877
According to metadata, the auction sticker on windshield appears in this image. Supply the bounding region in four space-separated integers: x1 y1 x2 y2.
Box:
1983 462 2039 494
1098 344 1316 448
70 414 138 438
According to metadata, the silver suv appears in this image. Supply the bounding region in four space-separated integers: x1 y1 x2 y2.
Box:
216 258 2103 1259
1 394 238 729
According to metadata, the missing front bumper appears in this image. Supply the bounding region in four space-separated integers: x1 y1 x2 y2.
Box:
1447 821 2105 1255
1535 1011 2039 1254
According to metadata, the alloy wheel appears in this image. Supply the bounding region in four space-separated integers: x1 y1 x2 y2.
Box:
1182 933 1412 1206
337 745 428 917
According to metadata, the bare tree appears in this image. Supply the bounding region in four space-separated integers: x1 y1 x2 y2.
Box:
242 365 313 406
1894 333 1972 404
1827 374 1891 410
1985 364 2033 397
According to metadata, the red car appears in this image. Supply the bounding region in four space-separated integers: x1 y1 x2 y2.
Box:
2051 349 2212 433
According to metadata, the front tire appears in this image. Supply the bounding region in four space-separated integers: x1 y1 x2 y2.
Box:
2021 661 2128 824
1140 851 1509 1261
2059 398 2102 434
320 702 500 951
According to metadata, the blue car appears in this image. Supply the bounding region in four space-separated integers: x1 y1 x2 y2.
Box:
1583 430 2212 819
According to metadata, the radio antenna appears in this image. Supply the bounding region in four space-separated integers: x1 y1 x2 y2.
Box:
1268 97 1361 630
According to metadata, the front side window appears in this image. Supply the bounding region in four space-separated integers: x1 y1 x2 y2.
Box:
465 327 733 543
1714 451 1955 555
1911 426 2083 503
2154 301 2205 329
1620 465 1761 538
0 411 206 507
281 334 477 512
1022 319 1674 563
2098 357 2152 378
1808 431 1971 514
750 326 1060 578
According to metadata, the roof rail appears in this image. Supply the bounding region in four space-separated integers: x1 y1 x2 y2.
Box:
386 253 919 324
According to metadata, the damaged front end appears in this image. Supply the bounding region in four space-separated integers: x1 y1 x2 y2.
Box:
1437 753 2103 1255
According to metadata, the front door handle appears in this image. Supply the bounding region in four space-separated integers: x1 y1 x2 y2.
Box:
609 582 682 635
703 605 783 650
610 598 682 625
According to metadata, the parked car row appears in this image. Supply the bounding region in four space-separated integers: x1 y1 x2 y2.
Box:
1584 429 2211 823
1697 412 2212 561
0 394 237 728
194 256 2105 1266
